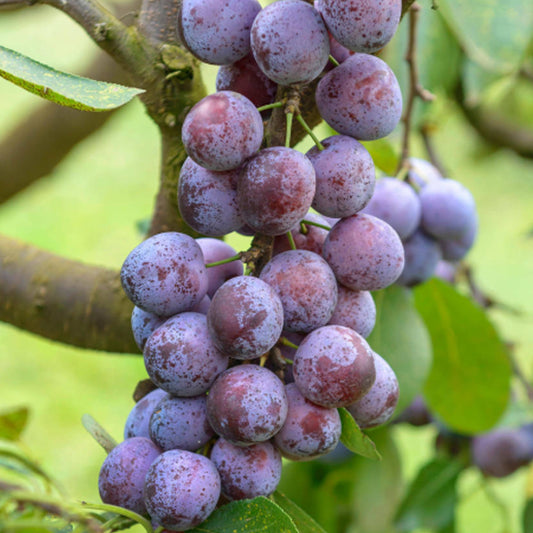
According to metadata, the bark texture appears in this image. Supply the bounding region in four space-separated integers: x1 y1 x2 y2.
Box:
0 234 138 353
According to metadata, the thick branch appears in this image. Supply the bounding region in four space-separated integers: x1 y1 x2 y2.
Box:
138 0 179 45
147 132 202 236
0 52 130 204
0 234 138 353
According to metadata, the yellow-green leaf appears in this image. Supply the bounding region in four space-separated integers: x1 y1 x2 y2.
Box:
338 408 382 461
0 45 144 111
414 279 512 434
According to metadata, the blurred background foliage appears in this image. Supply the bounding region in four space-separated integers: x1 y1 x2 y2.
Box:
0 0 532 532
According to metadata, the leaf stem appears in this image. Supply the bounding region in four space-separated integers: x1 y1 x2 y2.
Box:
79 502 154 533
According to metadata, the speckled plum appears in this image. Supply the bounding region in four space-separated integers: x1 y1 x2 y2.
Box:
192 294 211 314
210 439 282 499
98 437 161 515
182 91 263 171
347 352 399 428
361 177 421 240
238 147 316 236
178 0 261 65
420 179 477 240
178 158 244 236
120 232 208 317
407 157 442 188
197 238 244 298
328 33 354 65
395 395 432 426
272 212 330 256
216 52 277 107
274 383 341 460
149 394 214 452
259 250 338 333
293 325 376 408
322 214 405 291
144 312 229 396
439 215 477 261
471 428 533 478
144 450 220 531
131 306 165 351
396 230 442 287
315 0 401 53
307 135 375 218
207 276 284 360
207 365 288 445
251 0 329 85
328 286 376 338
124 388 167 439
316 54 402 141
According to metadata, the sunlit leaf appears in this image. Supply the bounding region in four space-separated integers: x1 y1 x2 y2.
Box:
414 279 512 434
338 408 381 460
189 497 297 532
0 45 144 111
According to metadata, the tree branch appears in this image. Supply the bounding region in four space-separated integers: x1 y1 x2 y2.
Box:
0 51 130 204
397 2 435 173
40 0 148 76
0 234 138 354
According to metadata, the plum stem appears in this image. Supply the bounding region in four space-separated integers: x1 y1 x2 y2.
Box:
328 54 340 67
302 218 330 231
205 254 242 268
296 114 324 150
286 231 297 250
279 337 299 350
257 101 284 112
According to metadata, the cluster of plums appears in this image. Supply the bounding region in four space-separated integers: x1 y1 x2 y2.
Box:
95 0 481 530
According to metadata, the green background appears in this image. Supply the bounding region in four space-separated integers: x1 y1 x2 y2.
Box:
0 3 532 533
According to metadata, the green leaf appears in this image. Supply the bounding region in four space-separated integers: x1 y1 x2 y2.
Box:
351 428 403 533
395 457 463 531
414 279 512 434
189 497 297 533
361 138 399 175
0 407 29 441
271 492 327 533
438 0 533 73
523 498 533 533
367 285 432 414
338 408 381 461
0 45 144 111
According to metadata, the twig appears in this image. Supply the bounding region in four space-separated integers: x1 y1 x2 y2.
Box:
397 2 435 174
39 0 147 77
420 123 447 176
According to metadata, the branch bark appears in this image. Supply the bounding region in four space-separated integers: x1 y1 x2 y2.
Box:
0 234 138 353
